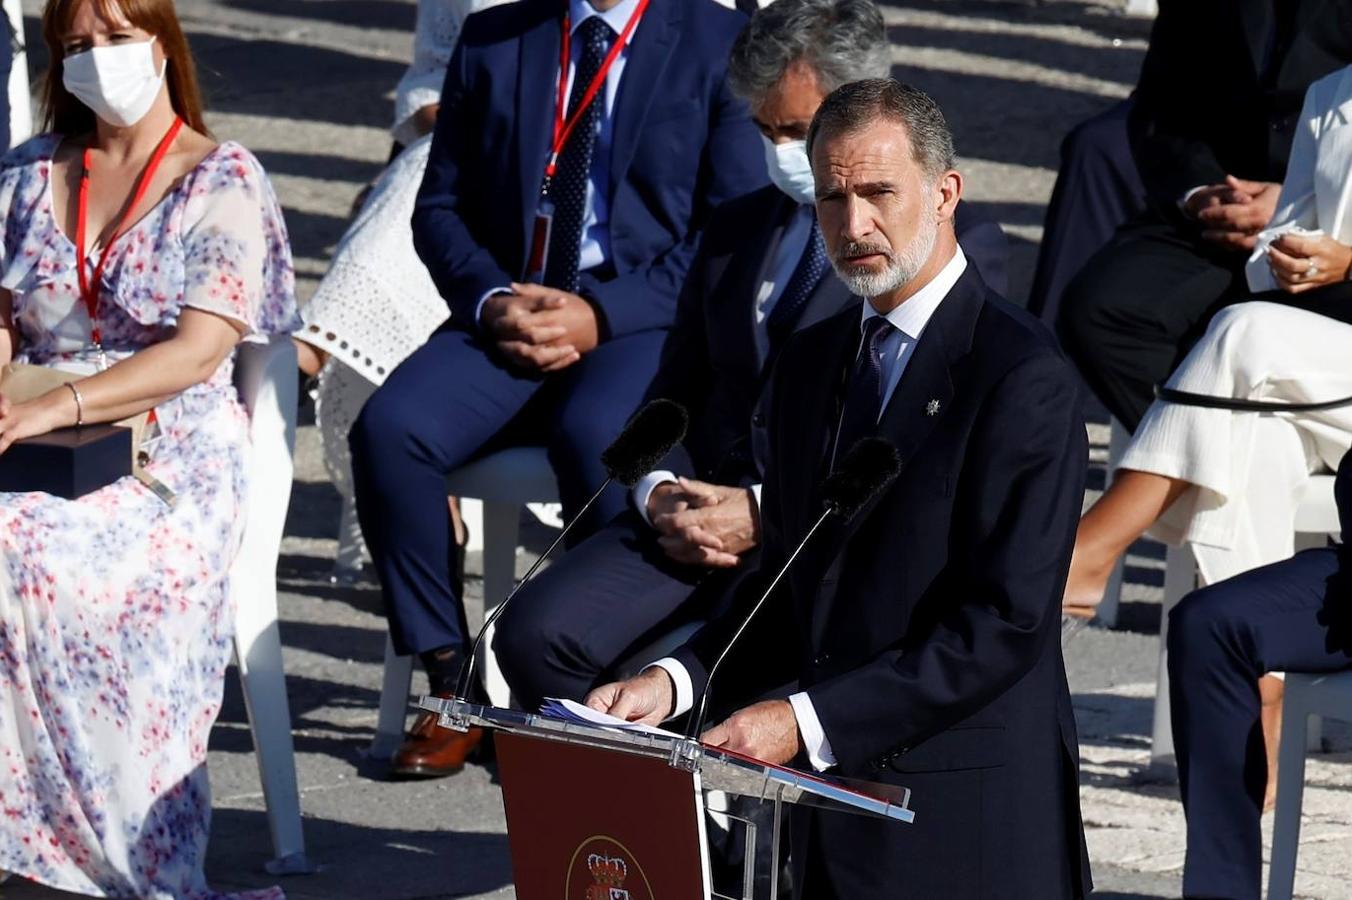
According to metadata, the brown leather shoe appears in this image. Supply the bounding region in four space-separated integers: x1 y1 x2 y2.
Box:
389 709 484 779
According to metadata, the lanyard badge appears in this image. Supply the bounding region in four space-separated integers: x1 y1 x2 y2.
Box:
76 115 184 357
522 0 649 282
525 198 555 284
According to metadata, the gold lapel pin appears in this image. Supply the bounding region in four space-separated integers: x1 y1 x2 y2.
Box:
926 399 941 416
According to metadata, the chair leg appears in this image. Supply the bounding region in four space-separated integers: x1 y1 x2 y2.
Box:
1150 543 1196 774
233 618 314 874
333 492 365 576
479 501 519 709
1095 419 1132 629
1268 675 1313 900
370 633 415 760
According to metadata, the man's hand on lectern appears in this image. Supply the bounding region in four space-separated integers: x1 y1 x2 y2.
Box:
702 700 802 766
585 667 674 727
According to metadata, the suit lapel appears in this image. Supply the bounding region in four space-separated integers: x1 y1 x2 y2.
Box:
608 0 681 194
516 7 561 256
738 191 796 378
808 268 987 642
781 308 861 631
1294 0 1331 36
1238 0 1271 78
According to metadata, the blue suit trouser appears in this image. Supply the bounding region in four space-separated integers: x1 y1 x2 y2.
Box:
1168 547 1352 899
350 324 667 656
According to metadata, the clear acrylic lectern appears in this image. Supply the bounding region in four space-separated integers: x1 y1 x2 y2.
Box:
421 695 914 900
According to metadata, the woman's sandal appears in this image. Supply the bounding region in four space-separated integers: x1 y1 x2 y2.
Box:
1061 607 1097 646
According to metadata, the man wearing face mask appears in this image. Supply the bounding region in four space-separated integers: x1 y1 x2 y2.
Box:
496 0 1008 714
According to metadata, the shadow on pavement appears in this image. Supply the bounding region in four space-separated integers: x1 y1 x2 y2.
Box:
221 0 418 32
206 806 512 899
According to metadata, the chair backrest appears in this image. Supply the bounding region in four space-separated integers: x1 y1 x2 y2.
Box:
229 337 299 618
4 0 31 148
1294 474 1341 538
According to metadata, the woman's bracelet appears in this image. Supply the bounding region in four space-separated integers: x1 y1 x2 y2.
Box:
65 382 84 427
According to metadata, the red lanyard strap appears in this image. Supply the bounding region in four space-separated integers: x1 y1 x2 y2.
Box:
545 0 649 181
76 116 184 348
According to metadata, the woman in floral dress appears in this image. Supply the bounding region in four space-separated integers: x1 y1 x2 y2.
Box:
0 0 298 896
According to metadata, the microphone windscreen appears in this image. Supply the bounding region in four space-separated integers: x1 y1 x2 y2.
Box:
822 438 902 520
601 399 690 487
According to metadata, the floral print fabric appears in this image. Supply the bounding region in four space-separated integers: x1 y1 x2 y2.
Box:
0 134 299 899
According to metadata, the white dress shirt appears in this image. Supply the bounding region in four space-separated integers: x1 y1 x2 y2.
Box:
650 246 969 771
632 202 816 524
476 0 642 323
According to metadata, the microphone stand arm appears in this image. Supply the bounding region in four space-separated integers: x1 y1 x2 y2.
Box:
445 476 615 728
685 505 836 743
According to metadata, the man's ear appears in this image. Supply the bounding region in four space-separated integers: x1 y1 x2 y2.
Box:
935 169 962 223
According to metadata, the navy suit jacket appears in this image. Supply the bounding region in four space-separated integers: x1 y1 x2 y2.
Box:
411 0 766 339
672 266 1092 898
645 184 1009 489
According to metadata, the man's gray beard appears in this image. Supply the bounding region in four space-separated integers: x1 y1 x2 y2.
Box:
832 221 938 299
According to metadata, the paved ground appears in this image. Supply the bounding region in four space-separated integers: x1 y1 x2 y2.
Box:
6 0 1352 897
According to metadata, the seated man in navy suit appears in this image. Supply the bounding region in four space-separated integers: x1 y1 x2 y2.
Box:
496 0 1009 714
348 0 765 776
589 79 1091 899
1168 449 1351 900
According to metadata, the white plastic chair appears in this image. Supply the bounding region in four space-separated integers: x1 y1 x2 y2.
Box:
369 447 559 759
1268 670 1352 900
1148 474 1341 771
3 0 32 150
229 336 312 874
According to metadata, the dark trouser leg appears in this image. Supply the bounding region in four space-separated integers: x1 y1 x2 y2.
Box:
1057 216 1244 431
1028 98 1146 324
350 326 544 657
494 509 732 712
543 329 669 540
1168 547 1352 900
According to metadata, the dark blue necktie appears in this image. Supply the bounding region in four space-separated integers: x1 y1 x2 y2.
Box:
543 16 613 293
833 315 894 468
766 215 830 352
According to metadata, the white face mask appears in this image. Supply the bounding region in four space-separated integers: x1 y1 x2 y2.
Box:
63 37 167 128
762 136 816 205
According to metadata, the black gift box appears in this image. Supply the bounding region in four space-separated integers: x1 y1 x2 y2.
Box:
0 425 133 499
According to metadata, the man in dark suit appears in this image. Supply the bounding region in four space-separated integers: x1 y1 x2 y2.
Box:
348 0 765 774
1168 450 1351 900
495 0 1009 715
589 79 1092 899
1058 0 1352 431
1026 98 1146 330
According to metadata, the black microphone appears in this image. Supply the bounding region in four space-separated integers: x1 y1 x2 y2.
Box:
687 437 901 739
452 399 689 704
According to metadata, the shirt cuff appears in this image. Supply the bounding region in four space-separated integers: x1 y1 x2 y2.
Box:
475 287 514 329
749 483 763 517
789 691 837 771
644 658 694 719
633 470 678 528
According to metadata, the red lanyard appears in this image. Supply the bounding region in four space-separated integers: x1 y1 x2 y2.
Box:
76 116 184 349
544 0 649 182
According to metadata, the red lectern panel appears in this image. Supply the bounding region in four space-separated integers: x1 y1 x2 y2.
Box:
497 732 709 899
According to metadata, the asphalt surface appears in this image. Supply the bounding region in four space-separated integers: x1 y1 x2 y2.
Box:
5 1 1350 897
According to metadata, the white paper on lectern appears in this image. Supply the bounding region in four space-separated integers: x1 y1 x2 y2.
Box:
539 697 681 737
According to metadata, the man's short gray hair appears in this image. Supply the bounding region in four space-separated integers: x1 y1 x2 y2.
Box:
726 0 891 105
806 78 956 179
